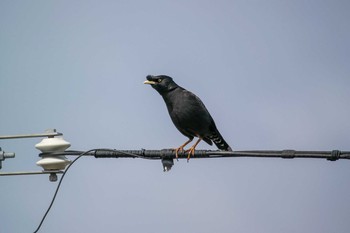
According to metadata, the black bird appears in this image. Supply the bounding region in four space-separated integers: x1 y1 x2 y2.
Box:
144 75 232 160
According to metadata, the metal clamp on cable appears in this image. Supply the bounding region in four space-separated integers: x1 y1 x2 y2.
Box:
328 150 341 161
281 150 295 159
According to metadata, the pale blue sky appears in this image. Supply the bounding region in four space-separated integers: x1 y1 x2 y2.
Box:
1 1 350 232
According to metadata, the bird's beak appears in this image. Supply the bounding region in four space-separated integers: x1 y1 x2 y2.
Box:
144 80 157 85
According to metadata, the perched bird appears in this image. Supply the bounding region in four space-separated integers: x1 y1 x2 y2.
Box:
144 75 232 160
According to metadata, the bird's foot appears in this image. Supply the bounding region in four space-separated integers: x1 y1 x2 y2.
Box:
185 138 201 162
173 139 193 161
174 146 185 161
185 146 196 162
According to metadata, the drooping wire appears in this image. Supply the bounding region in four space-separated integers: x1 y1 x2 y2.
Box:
33 149 95 233
33 148 141 233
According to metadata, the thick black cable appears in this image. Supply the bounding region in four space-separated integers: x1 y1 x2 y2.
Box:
32 148 349 232
93 148 147 159
43 149 350 160
33 149 96 233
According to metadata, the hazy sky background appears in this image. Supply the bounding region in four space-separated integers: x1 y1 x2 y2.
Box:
1 0 349 232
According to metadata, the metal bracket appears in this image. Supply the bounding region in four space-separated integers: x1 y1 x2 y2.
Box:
0 147 15 169
0 129 62 140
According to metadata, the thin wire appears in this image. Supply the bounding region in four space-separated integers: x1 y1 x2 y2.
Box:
33 149 96 233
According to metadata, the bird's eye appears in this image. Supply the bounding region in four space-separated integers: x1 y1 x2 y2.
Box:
158 79 162 83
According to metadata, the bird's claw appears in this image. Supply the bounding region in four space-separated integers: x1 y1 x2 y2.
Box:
173 147 194 162
174 139 193 161
185 147 196 162
174 147 184 161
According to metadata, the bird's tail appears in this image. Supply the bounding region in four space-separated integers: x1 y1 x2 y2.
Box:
208 131 232 151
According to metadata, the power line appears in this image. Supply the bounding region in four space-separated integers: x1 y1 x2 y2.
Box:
32 148 349 232
42 149 350 161
32 148 153 232
33 149 94 233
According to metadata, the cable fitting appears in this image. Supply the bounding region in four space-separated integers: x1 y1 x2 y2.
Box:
281 150 295 159
328 150 341 161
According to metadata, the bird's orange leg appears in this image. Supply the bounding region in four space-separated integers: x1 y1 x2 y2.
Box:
185 138 202 161
174 139 193 160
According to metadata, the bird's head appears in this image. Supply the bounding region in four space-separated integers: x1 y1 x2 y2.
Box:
144 75 178 95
